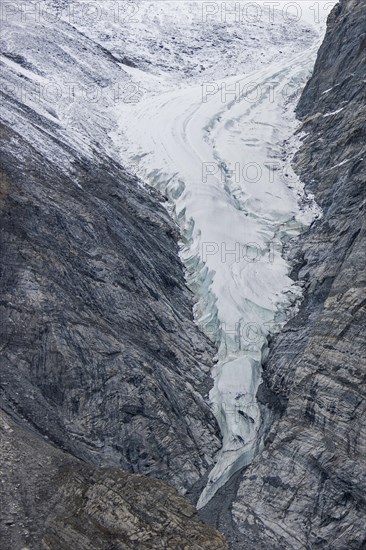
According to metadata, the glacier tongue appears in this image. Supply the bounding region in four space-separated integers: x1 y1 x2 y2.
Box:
111 3 334 507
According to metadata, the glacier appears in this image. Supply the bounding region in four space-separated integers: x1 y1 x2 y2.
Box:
110 1 337 507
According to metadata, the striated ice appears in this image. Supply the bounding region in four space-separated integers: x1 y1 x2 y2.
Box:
110 1 336 507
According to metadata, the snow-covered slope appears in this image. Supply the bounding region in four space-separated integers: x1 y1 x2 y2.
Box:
65 0 319 84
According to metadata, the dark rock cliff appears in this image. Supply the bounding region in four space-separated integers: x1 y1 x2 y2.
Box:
0 2 222 492
224 1 366 548
0 5 225 548
0 117 220 490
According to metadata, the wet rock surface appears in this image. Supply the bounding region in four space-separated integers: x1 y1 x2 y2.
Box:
205 1 366 547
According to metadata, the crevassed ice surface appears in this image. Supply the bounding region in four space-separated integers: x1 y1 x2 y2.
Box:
111 1 336 507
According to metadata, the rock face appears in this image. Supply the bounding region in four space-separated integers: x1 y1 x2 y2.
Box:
0 410 227 549
0 1 221 493
0 116 221 491
224 1 366 548
0 3 225 547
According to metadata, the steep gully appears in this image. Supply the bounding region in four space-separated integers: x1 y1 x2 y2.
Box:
112 24 332 507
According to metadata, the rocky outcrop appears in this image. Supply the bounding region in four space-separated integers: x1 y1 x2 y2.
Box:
0 410 227 549
222 1 366 548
